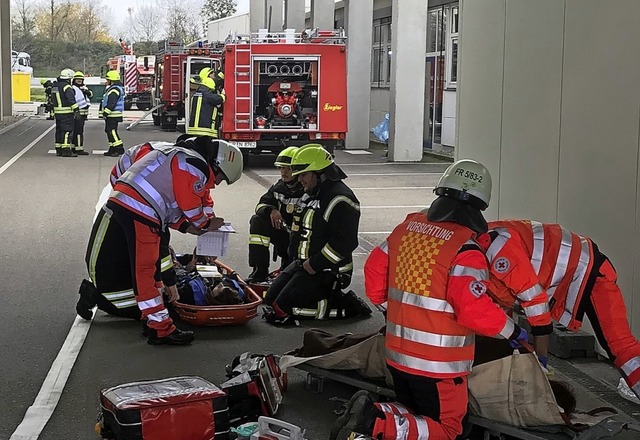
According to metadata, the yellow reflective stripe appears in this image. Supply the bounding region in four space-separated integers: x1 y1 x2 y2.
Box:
323 195 360 222
249 234 271 247
316 299 327 319
104 108 112 114
339 262 353 273
255 203 269 214
194 96 203 127
88 212 111 284
103 289 135 300
292 307 318 317
113 298 138 309
321 243 342 264
160 256 173 272
186 126 217 136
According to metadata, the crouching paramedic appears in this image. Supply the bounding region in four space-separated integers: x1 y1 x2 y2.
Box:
246 146 305 283
483 219 640 401
77 140 194 321
263 145 361 325
340 160 528 440
78 138 243 345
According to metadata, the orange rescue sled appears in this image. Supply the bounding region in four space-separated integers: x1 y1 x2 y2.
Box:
172 260 263 326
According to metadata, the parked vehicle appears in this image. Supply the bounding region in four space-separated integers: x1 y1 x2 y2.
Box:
221 29 348 157
11 50 33 75
152 41 224 130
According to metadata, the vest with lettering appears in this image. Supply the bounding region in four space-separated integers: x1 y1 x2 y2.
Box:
386 212 476 379
489 220 595 330
110 145 210 230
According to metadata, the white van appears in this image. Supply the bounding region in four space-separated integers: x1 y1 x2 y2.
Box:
11 50 33 75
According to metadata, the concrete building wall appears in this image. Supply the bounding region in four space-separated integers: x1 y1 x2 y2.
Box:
208 14 251 42
457 0 640 334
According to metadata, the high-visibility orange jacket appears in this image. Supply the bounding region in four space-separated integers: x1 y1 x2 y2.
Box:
365 212 520 379
110 144 216 232
486 220 595 332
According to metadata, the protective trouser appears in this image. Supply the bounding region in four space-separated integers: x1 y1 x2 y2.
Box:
264 260 337 316
55 114 74 151
584 257 640 400
105 118 123 148
370 366 468 440
248 214 291 270
73 116 86 151
88 202 176 336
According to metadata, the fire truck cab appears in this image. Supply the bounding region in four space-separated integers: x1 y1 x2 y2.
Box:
222 29 348 157
152 42 223 130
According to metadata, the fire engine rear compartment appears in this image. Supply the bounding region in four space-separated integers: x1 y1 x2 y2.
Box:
251 57 320 131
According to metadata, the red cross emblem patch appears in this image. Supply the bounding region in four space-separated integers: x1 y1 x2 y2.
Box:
469 281 487 298
493 257 510 274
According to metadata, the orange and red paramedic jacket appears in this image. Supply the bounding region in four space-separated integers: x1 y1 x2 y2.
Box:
486 220 594 332
110 144 216 232
110 142 215 226
364 212 519 379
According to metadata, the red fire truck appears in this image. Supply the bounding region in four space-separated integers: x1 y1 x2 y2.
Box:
222 29 348 156
152 41 224 130
106 41 156 111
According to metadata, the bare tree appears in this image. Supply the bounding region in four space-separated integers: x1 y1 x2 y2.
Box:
134 3 163 43
201 0 236 22
11 0 36 40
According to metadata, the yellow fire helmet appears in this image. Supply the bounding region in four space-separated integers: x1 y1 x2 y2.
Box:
290 144 334 176
105 70 120 81
274 146 299 167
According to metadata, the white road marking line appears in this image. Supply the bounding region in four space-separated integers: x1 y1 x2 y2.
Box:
338 162 450 166
260 172 443 177
47 150 56 154
352 186 434 190
343 150 372 155
361 205 426 209
10 312 94 440
0 125 55 176
93 150 109 155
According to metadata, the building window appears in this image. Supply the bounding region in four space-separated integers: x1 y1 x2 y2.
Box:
371 17 392 88
447 5 459 87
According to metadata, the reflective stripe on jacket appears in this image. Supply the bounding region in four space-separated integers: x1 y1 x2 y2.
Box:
187 85 225 137
487 220 594 331
102 84 124 117
110 145 214 230
52 80 79 114
72 85 90 110
365 212 517 379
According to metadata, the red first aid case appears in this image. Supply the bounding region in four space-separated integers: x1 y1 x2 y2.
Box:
98 376 230 440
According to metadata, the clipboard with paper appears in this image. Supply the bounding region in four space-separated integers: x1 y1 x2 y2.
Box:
196 222 236 257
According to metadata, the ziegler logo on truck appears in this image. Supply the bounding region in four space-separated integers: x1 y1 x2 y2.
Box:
323 103 343 112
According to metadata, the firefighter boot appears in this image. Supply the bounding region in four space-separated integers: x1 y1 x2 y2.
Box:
76 279 98 320
73 148 89 156
55 147 61 157
335 392 381 440
103 146 124 157
330 390 373 440
60 148 78 157
246 266 269 284
147 328 195 346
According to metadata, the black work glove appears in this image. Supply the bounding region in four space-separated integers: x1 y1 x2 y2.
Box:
74 110 82 120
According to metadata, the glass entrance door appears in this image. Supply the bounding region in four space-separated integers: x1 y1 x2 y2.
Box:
424 7 446 150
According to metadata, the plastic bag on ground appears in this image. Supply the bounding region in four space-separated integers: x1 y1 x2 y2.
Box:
371 113 389 143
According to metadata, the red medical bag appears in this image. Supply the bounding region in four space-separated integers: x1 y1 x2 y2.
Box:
99 376 230 440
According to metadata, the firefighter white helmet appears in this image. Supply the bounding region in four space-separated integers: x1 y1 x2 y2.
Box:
214 140 243 184
59 68 75 80
434 159 492 210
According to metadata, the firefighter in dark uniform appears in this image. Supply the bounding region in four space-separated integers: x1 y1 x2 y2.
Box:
102 70 125 157
263 144 361 325
40 79 54 120
52 68 81 157
71 71 93 155
246 146 305 283
187 70 225 138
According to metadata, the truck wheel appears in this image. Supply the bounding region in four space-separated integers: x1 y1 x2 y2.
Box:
152 115 161 126
124 102 132 111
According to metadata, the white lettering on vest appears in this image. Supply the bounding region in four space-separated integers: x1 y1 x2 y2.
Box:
405 221 454 240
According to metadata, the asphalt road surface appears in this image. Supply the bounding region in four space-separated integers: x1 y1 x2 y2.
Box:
0 114 451 439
